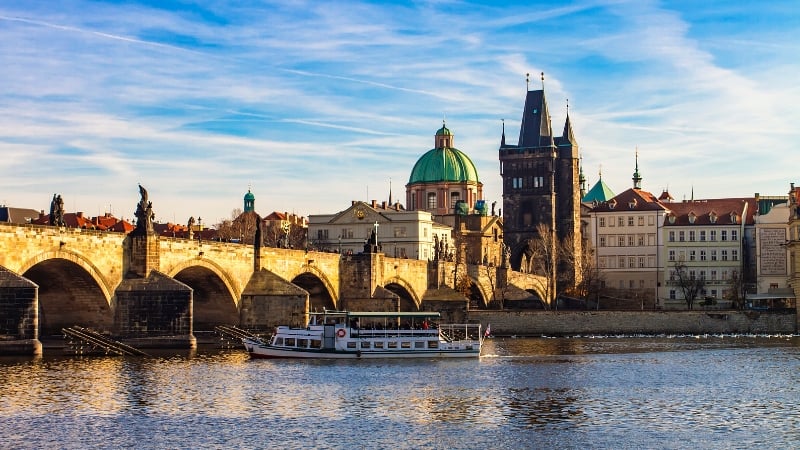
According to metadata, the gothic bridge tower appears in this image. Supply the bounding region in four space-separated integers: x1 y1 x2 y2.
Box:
499 73 582 294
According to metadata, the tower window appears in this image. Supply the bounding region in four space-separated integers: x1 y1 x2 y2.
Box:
427 193 436 210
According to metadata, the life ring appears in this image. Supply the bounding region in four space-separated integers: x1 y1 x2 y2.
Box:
337 329 346 338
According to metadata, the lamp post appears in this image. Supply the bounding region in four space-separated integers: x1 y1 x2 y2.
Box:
373 221 379 247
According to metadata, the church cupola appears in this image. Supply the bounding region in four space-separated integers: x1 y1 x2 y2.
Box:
435 120 453 148
244 188 255 212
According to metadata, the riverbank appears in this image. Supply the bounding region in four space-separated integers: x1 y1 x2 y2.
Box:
469 310 798 336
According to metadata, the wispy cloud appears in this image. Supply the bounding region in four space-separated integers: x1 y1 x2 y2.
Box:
0 0 797 221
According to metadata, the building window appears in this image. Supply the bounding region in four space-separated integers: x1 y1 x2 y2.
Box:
700 230 706 241
609 216 615 227
317 229 329 240
599 236 606 247
618 256 625 267
599 257 607 268
638 235 645 246
628 235 635 246
427 193 436 209
599 217 606 227
342 228 354 238
638 216 644 226
679 231 685 242
689 270 696 279
638 257 645 268
618 236 625 246
689 230 696 242
669 289 676 300
450 192 460 209
722 270 728 280
732 249 738 261
669 270 676 281
669 231 675 242
711 250 717 261
394 227 406 237
689 250 696 261
700 250 706 261
711 289 717 297
669 250 676 261
628 257 635 268
721 250 728 261
711 270 717 280
618 217 625 227
721 230 728 241
628 216 634 226
732 230 738 241
710 230 717 241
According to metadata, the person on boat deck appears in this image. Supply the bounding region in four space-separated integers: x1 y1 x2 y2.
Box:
422 320 429 330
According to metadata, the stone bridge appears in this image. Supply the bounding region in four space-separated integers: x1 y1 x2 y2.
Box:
0 223 549 354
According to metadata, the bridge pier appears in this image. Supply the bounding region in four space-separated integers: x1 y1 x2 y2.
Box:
240 269 309 331
114 270 196 349
0 267 42 355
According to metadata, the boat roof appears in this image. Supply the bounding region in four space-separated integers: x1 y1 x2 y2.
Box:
310 310 441 318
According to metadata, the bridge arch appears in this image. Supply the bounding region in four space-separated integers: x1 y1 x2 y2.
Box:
383 276 421 310
166 259 240 331
290 264 338 311
19 252 113 336
18 250 114 304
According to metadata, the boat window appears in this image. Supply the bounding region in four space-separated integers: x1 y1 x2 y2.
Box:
427 341 439 349
346 342 357 349
415 341 425 349
360 342 371 349
387 342 398 349
275 337 284 346
285 338 296 347
374 342 384 349
401 342 411 349
311 339 322 348
298 339 309 348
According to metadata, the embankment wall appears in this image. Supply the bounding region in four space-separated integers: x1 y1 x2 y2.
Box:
468 310 797 336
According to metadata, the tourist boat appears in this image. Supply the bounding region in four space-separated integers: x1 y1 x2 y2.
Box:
242 310 483 359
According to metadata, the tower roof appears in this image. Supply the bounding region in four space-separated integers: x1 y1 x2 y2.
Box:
518 89 554 148
582 178 616 203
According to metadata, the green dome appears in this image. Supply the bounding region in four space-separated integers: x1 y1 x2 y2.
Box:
244 190 255 201
436 125 452 136
408 147 480 184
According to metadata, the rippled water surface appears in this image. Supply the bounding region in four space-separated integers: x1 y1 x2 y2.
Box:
2 336 799 449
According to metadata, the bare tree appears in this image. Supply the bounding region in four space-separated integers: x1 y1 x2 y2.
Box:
672 260 705 310
213 209 258 244
526 223 557 308
725 271 745 309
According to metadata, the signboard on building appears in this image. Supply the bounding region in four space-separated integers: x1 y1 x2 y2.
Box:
759 228 787 275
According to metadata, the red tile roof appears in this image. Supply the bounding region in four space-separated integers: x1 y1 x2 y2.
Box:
663 197 756 226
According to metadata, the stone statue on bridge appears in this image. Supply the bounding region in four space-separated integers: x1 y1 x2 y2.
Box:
49 194 65 227
133 184 155 235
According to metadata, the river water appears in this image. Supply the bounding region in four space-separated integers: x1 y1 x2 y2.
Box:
1 336 799 449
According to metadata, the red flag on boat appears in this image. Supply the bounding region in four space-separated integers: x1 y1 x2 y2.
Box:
484 324 491 337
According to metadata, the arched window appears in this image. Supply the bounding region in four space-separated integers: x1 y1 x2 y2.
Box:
427 193 436 210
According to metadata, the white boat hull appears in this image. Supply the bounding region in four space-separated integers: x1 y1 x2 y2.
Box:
243 338 481 359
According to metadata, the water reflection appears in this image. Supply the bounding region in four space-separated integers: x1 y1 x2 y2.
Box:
1 337 798 449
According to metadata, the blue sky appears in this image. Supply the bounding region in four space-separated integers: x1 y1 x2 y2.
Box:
1 0 798 225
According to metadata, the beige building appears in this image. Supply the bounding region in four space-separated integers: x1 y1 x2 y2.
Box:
308 200 450 260
661 197 755 309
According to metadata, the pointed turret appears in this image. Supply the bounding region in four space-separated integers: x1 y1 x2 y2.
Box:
500 119 506 147
561 101 576 146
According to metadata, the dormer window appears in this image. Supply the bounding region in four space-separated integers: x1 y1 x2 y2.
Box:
668 214 676 224
688 212 696 224
709 211 717 224
628 198 637 209
608 199 617 210
730 212 738 224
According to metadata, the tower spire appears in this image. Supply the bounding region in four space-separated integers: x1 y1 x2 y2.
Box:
632 147 642 189
526 72 530 91
501 118 506 147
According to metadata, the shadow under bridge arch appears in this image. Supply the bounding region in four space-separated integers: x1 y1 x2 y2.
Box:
384 278 420 311
291 272 336 312
170 262 239 332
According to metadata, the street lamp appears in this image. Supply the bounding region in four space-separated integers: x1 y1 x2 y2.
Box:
373 221 379 247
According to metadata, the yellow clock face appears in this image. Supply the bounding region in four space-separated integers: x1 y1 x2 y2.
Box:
355 209 366 220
